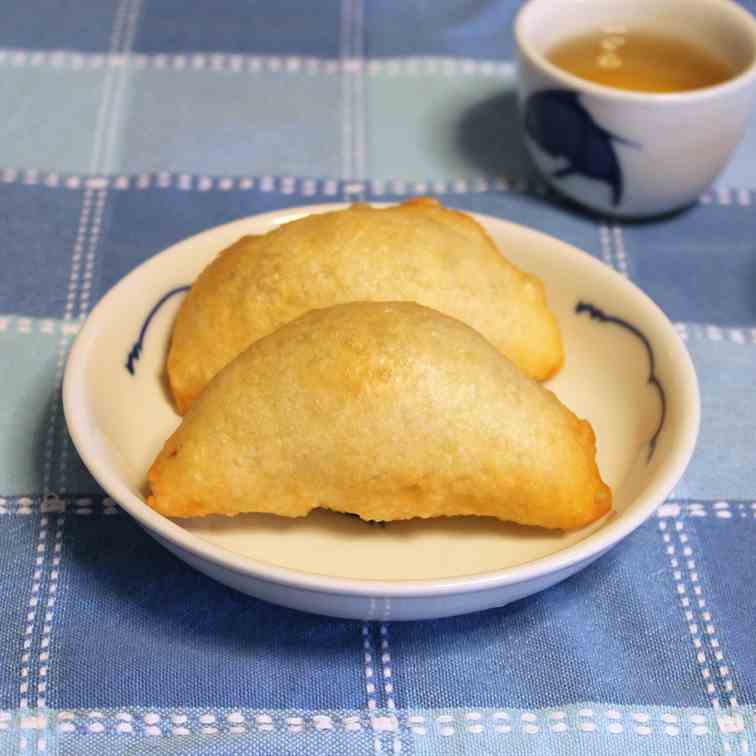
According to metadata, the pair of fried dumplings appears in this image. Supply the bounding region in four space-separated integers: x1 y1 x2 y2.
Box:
148 199 611 530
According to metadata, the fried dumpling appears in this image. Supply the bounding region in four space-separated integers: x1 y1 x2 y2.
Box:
167 198 563 414
149 302 610 530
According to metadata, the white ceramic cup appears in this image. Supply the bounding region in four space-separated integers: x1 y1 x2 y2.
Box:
515 0 756 217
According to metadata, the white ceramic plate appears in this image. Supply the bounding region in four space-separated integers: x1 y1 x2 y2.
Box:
63 204 699 621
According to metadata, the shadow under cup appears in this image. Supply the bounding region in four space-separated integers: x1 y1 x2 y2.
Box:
515 0 756 218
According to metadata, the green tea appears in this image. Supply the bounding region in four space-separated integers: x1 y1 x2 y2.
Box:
547 28 735 93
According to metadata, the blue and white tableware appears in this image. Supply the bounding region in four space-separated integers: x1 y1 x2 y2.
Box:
63 205 699 620
515 0 756 217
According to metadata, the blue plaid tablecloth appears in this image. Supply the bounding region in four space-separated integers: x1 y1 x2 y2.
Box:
1 1 755 753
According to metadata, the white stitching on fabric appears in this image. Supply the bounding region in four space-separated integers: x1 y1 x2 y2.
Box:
36 512 64 711
62 188 94 326
598 223 614 269
0 707 727 738
674 324 756 345
18 181 95 713
361 625 378 711
3 311 756 349
339 0 353 183
26 208 90 717
87 2 129 175
679 517 746 751
378 625 402 751
76 188 107 319
16 4 140 735
657 510 747 751
0 497 119 515
678 519 735 707
53 186 109 495
597 223 629 278
99 0 144 176
55 0 143 511
0 317 79 336
701 187 756 208
18 517 48 709
735 188 751 207
6 311 756 349
611 225 629 278
658 501 756 519
0 707 738 743
1 169 753 206
659 518 719 707
0 49 516 77
378 625 396 710
352 0 367 190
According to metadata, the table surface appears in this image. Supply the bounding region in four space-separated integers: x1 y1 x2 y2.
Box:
0 1 755 754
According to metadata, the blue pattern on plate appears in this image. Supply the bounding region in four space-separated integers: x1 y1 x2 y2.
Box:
126 285 189 375
576 302 666 460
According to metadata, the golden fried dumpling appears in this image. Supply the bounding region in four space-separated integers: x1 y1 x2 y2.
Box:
149 302 610 530
167 198 563 414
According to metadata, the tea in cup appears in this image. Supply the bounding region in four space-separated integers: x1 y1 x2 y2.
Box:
515 0 756 217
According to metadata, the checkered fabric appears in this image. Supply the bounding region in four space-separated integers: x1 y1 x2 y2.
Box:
0 1 754 753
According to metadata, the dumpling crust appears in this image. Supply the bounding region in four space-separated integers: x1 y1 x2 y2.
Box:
150 302 609 531
167 198 563 414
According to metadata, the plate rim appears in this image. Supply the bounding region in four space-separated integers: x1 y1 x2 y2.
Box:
63 202 701 598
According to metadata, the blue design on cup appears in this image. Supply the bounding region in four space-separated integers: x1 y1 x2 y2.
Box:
524 90 639 207
576 302 666 462
126 285 191 375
